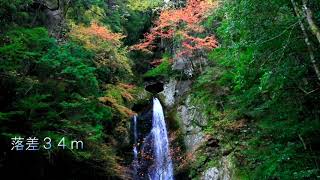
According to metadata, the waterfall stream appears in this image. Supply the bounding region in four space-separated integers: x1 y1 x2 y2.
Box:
132 98 174 180
149 98 174 180
133 115 138 178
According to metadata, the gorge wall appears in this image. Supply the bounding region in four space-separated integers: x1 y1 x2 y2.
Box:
157 57 233 180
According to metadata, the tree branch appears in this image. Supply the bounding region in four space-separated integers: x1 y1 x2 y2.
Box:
302 0 320 44
290 0 320 81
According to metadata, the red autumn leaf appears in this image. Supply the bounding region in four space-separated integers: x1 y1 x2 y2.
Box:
131 0 218 58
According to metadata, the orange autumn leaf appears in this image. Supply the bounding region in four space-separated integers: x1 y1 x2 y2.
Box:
70 22 125 47
131 0 218 57
85 22 125 43
118 83 135 89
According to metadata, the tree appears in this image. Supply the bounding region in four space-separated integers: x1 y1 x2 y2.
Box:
131 0 218 60
191 0 320 178
69 21 133 83
290 0 320 81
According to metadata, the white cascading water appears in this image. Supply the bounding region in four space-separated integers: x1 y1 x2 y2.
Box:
149 98 174 180
132 115 138 178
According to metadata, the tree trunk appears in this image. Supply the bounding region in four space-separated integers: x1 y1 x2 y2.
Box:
291 0 320 81
302 0 320 44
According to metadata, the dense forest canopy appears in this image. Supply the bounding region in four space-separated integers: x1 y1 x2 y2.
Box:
0 0 320 179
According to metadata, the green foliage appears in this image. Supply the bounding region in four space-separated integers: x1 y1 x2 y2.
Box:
0 0 33 30
39 43 99 95
127 0 163 11
66 0 154 45
66 0 104 25
144 54 172 78
123 10 153 45
68 22 133 83
0 0 155 178
0 27 117 177
0 27 55 70
191 0 320 179
241 119 320 179
3 0 319 179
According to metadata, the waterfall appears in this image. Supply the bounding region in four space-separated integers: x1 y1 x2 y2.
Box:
149 98 174 180
132 98 174 180
133 115 138 178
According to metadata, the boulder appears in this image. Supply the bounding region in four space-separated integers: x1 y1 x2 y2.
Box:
202 167 219 180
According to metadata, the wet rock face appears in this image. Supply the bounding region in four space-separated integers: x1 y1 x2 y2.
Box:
158 77 204 152
172 56 194 77
176 96 208 152
135 106 153 145
44 9 63 35
132 104 154 179
202 167 219 180
159 79 177 107
201 156 232 180
159 79 192 108
145 82 164 94
176 80 192 98
41 0 65 37
172 55 208 77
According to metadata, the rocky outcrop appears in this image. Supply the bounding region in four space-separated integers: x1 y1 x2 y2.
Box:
175 80 192 98
172 56 194 77
159 79 177 107
159 79 192 108
165 80 234 179
41 0 65 37
157 55 234 179
172 54 208 77
176 96 207 152
202 167 219 180
201 156 232 180
44 8 63 36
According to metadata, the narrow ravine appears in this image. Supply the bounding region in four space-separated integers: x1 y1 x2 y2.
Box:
1 0 319 179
